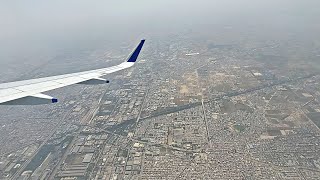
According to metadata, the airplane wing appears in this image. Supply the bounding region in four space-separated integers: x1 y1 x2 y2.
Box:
0 39 145 105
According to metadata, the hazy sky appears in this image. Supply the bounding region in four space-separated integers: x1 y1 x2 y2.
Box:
0 0 319 79
1 0 319 42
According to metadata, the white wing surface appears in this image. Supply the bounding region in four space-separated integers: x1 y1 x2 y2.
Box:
0 40 145 105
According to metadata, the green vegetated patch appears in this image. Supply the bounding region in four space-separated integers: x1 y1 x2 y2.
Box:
233 124 247 133
235 103 253 113
267 129 282 136
207 43 234 50
107 118 136 136
269 118 280 124
117 149 128 157
256 54 288 68
24 136 74 172
265 114 289 121
25 144 54 172
307 59 320 71
221 100 253 114
266 110 281 114
306 112 320 128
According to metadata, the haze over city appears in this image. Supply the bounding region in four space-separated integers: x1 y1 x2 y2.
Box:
0 0 320 179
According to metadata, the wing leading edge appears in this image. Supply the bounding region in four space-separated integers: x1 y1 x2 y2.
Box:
0 39 145 105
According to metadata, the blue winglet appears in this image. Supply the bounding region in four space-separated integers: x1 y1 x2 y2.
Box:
127 39 145 62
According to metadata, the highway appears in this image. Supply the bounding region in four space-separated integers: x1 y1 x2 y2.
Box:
48 93 104 179
11 109 74 180
106 73 318 137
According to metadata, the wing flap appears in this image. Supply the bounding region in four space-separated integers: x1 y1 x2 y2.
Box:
53 76 88 85
78 78 108 85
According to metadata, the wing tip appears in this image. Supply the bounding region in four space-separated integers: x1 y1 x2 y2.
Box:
127 39 146 63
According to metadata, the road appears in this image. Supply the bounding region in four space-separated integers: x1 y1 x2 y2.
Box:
139 73 318 122
11 109 73 180
48 94 104 179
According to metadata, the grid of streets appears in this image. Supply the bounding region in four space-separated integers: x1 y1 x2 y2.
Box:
0 34 320 180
